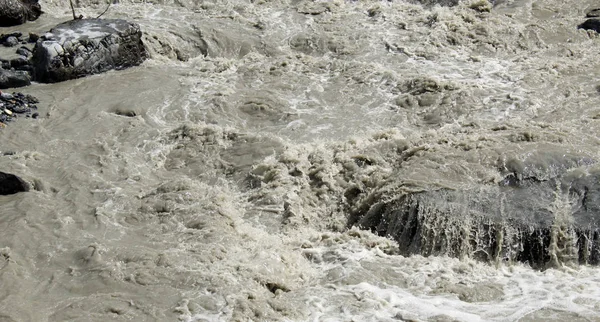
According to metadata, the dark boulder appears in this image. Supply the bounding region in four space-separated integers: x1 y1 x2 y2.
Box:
0 32 23 46
0 68 31 88
32 18 147 83
0 0 42 27
0 171 29 195
10 56 30 69
349 150 600 269
578 19 600 33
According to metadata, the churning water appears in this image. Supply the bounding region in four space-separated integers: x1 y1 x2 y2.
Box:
2 0 600 321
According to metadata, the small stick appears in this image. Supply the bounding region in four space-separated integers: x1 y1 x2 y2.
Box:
96 3 111 19
69 0 78 20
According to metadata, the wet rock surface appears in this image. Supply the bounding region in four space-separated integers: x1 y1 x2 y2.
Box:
32 18 147 83
0 68 30 88
349 149 600 269
0 171 28 195
0 0 42 27
578 19 600 33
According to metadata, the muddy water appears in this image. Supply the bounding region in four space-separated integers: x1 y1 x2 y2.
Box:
2 0 600 321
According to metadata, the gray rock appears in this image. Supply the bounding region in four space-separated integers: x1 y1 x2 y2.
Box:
0 171 29 195
349 150 600 269
0 68 30 88
10 56 30 69
32 18 147 83
15 46 32 57
3 36 18 47
1 32 22 45
0 0 42 27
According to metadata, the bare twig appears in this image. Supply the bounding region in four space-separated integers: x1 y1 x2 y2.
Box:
96 3 111 19
69 0 77 20
69 0 84 20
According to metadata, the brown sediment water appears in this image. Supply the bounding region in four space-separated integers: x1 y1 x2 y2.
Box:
2 0 600 321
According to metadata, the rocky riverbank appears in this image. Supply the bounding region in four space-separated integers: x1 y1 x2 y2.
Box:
0 91 39 127
0 18 147 88
0 0 147 129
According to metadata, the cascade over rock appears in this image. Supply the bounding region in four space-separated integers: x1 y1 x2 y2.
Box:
349 149 600 269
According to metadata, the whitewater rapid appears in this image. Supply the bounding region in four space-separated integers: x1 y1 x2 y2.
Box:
2 0 600 321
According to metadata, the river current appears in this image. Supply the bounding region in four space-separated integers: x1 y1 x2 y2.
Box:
2 0 600 321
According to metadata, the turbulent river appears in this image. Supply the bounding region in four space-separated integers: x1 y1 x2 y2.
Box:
3 0 600 321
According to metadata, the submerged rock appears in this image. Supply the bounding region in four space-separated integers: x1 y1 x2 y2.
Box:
0 171 28 195
0 68 30 88
349 150 600 269
412 0 460 7
32 18 147 83
0 0 42 27
585 8 600 18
